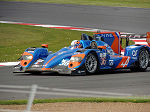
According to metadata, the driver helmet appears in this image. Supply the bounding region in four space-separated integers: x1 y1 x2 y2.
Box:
71 40 82 49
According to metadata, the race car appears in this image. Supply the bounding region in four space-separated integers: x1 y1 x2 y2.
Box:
13 32 150 75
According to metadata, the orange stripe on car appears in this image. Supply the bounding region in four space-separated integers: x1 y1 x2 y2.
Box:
72 54 85 59
41 68 51 70
41 56 56 70
110 32 120 54
97 46 106 49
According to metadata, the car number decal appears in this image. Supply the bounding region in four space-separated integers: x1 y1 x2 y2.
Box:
132 50 138 57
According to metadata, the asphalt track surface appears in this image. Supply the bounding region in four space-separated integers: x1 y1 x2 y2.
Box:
0 1 150 33
0 66 150 100
0 1 150 100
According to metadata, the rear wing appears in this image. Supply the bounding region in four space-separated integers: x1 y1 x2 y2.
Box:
120 32 150 46
94 32 150 55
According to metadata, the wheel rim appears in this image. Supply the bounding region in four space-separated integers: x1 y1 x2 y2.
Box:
139 50 149 69
85 54 97 73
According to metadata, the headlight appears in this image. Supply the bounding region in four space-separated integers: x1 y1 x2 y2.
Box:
70 56 82 62
22 55 33 60
26 56 32 60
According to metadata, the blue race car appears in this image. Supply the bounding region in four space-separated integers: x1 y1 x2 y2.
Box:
13 32 150 75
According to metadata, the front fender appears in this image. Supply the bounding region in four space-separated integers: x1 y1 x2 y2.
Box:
20 48 48 68
68 49 99 69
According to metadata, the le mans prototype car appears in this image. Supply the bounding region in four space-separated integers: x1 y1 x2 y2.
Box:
13 32 150 75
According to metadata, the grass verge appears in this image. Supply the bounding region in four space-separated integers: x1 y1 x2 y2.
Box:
0 23 133 62
0 97 150 105
0 23 93 62
1 0 150 8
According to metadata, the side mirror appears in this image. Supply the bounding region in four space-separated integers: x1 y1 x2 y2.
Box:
41 44 48 48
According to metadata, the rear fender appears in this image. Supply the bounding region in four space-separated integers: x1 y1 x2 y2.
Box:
125 45 150 63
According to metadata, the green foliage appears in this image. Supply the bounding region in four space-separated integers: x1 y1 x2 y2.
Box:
0 23 134 62
0 100 27 105
0 23 92 62
0 97 150 105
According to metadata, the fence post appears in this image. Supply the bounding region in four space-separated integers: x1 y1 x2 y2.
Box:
25 84 37 112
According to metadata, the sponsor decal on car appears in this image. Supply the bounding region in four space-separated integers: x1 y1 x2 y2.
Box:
100 53 106 58
101 34 114 38
132 50 138 57
109 60 114 66
121 57 130 68
78 70 85 74
101 57 106 65
59 59 70 66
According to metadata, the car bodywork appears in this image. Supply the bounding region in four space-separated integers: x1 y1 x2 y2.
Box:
13 32 150 75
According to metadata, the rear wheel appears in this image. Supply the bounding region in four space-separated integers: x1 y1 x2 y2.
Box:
85 53 98 74
130 48 149 72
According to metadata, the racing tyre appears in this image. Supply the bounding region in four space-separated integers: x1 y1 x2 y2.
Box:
130 48 149 72
85 53 98 74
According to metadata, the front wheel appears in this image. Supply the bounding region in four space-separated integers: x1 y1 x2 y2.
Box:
85 53 98 74
130 48 149 72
